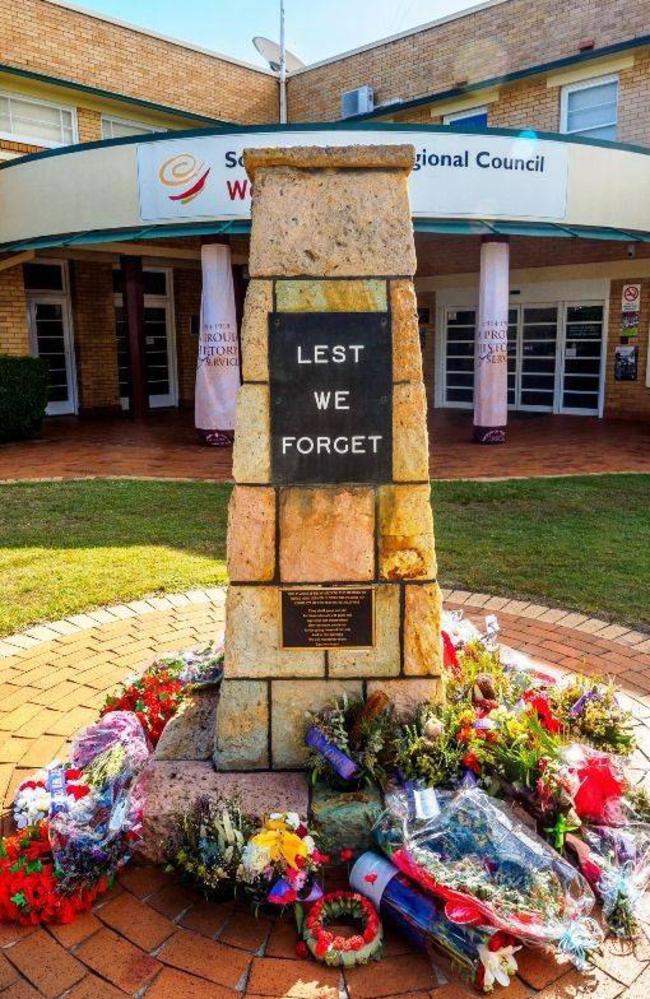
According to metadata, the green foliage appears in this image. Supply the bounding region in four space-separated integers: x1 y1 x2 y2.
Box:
306 694 395 790
550 676 636 756
168 795 255 898
393 704 465 787
0 355 48 443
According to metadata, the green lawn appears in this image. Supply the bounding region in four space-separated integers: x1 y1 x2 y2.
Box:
0 475 648 637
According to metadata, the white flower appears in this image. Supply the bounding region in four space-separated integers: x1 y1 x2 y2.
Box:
302 835 316 854
477 943 520 991
284 812 301 830
241 840 271 876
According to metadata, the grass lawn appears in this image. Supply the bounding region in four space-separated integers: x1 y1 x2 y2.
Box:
0 474 648 636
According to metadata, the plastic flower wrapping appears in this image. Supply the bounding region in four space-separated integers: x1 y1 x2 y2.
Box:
162 641 225 688
373 786 604 968
238 812 326 906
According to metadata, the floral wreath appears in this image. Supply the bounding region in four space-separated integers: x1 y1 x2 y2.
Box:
302 891 382 967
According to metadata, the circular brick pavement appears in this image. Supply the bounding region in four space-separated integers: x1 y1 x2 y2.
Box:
0 589 649 998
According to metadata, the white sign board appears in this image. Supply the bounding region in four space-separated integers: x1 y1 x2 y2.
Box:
137 129 569 224
621 283 641 312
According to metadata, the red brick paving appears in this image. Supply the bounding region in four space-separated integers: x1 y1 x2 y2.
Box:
0 591 648 996
1 409 649 483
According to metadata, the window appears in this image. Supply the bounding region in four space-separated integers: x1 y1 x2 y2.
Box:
0 92 76 147
561 75 618 141
443 106 488 129
101 115 165 139
23 262 65 292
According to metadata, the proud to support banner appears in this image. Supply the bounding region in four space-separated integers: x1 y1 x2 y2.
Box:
195 243 240 445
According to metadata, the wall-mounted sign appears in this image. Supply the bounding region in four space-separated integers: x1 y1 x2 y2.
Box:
137 130 569 223
620 283 641 338
281 587 374 649
269 311 392 484
615 344 638 380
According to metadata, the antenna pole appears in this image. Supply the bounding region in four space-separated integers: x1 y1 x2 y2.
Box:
279 0 287 123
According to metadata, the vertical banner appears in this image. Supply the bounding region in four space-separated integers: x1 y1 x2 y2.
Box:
473 240 509 444
195 243 240 445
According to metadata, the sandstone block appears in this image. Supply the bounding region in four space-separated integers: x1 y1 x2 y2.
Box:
271 679 362 768
227 486 276 582
404 583 443 676
241 279 272 382
378 484 436 581
213 679 269 770
275 279 387 312
136 762 309 862
329 584 400 677
154 689 218 761
390 280 423 382
232 384 270 483
393 382 430 482
246 147 417 278
311 781 384 854
279 487 374 582
367 678 442 718
225 585 325 677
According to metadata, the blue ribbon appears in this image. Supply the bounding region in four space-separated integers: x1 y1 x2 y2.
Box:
557 917 602 970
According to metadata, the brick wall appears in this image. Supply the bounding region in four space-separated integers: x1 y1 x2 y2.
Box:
1 0 277 125
69 260 120 413
604 278 650 418
0 266 29 355
173 267 201 406
287 0 650 140
76 108 102 144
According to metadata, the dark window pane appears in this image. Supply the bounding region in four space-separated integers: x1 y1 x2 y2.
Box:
565 323 603 339
567 305 603 323
447 311 476 326
521 356 556 373
143 271 167 296
564 358 601 375
23 263 63 291
563 391 598 410
447 342 474 357
447 357 474 372
448 112 488 129
112 270 123 293
522 341 557 358
522 373 555 389
447 387 473 402
521 389 554 407
564 375 600 392
522 325 558 341
523 307 557 323
447 373 474 388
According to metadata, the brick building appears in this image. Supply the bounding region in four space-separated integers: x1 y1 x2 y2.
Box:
1 0 650 424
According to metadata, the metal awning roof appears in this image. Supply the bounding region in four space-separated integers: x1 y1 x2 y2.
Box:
1 218 649 254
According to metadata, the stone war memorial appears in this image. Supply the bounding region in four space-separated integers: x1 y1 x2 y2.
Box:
142 143 442 838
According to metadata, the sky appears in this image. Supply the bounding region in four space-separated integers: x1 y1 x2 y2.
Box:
66 0 480 68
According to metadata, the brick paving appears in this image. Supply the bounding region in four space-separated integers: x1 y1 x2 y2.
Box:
0 587 649 997
1 410 649 483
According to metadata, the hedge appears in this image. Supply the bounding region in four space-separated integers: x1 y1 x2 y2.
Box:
0 355 49 443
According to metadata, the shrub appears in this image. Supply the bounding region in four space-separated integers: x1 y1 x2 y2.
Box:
0 355 49 443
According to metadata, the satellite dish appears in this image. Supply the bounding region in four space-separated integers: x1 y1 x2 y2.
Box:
253 36 305 72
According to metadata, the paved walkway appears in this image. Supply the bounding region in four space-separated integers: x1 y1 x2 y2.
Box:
0 589 650 998
1 410 649 482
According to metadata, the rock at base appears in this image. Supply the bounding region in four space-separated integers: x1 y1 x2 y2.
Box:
310 781 384 855
154 689 219 761
135 761 309 862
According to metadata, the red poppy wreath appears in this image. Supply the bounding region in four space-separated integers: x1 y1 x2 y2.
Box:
302 891 383 967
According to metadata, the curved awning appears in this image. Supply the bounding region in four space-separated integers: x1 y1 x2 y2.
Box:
2 123 650 252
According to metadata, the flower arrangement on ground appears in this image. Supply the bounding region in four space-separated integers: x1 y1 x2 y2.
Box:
305 692 395 790
169 794 256 899
301 891 382 967
239 812 326 906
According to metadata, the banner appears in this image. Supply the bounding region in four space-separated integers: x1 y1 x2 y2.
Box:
137 130 569 223
195 244 240 443
473 240 510 444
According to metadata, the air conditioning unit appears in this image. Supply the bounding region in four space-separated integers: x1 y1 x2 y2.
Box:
341 85 374 118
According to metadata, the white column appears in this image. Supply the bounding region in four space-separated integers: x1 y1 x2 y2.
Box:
473 238 509 444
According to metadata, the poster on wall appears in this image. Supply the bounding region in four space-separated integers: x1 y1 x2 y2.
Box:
615 344 638 381
195 244 240 446
620 283 641 337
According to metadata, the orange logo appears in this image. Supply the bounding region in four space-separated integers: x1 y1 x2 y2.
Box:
159 152 210 204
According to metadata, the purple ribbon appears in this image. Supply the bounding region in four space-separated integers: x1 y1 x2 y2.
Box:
267 877 324 905
570 690 601 717
305 726 359 781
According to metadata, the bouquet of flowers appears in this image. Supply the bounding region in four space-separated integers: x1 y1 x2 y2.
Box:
305 693 395 790
238 812 326 906
551 677 636 757
169 795 256 898
162 641 225 689
13 766 94 830
374 787 603 967
101 669 184 746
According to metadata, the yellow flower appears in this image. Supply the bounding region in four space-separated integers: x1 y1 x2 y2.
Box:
251 827 308 869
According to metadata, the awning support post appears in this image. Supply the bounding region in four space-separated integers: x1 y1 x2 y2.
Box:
473 236 509 444
120 254 148 420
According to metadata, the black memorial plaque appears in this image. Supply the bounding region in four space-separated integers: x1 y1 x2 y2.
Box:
269 311 392 484
281 587 374 649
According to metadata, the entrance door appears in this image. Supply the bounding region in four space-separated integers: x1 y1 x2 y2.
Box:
114 268 177 409
27 286 77 416
517 305 559 411
560 304 605 415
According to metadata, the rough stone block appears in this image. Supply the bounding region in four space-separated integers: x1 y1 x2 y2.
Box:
275 279 387 312
404 583 443 676
213 679 269 770
393 382 430 482
378 484 436 581
329 584 400 677
271 679 362 768
232 384 270 483
390 280 424 382
225 585 325 677
279 486 375 582
245 146 417 278
367 678 442 718
136 761 309 862
154 689 219 761
311 781 384 854
241 279 272 382
227 486 276 582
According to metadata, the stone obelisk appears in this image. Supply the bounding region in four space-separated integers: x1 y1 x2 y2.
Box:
214 144 442 772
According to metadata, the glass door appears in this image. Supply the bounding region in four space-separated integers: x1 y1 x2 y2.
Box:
517 306 559 411
114 269 177 409
443 308 475 406
27 296 77 415
560 304 605 415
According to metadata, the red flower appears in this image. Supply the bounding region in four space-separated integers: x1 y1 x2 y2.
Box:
573 753 625 823
462 751 481 774
523 691 563 734
364 873 378 885
295 941 309 958
339 848 355 862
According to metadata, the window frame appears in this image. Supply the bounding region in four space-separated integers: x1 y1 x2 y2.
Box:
560 73 619 140
443 105 489 128
0 89 78 148
101 114 165 139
